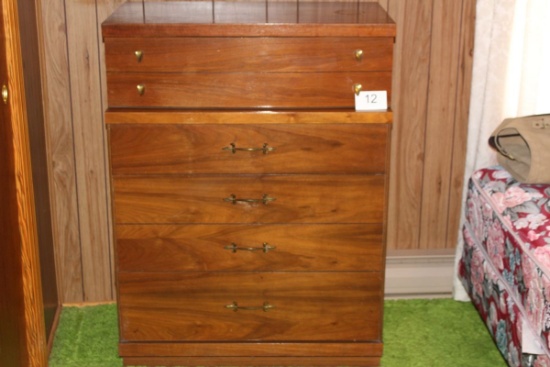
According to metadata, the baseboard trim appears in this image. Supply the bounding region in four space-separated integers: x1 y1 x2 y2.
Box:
384 253 455 299
62 301 116 307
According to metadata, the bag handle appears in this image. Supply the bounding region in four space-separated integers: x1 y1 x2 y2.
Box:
490 131 519 161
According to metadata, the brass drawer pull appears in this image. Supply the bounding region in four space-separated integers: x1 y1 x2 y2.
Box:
222 143 275 155
354 49 364 61
134 50 143 63
225 301 274 312
137 84 145 96
353 83 362 95
224 194 276 205
2 84 8 104
224 242 276 253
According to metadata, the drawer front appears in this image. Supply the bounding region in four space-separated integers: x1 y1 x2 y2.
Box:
105 37 394 73
112 175 386 224
109 124 389 175
106 71 392 108
118 272 383 342
116 224 384 272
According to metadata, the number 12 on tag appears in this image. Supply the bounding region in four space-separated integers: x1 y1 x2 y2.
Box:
355 90 388 112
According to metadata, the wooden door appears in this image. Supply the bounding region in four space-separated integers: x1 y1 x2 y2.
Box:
0 0 49 366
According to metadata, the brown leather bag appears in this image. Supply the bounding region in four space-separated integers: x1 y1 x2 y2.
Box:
489 114 550 184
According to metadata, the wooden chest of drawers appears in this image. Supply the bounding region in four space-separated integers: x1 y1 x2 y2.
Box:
103 2 395 366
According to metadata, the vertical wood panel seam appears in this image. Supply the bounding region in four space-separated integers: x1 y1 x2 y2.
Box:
61 0 86 301
385 0 401 251
417 0 436 248
419 0 465 249
445 0 474 248
33 0 63 302
65 0 114 301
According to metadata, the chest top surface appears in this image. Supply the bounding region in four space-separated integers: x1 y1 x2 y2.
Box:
102 0 396 38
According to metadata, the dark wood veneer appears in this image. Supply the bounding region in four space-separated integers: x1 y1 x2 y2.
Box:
103 1 394 365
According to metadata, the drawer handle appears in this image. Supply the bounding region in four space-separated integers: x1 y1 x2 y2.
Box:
222 143 275 155
224 242 276 253
2 84 8 104
225 301 274 312
224 194 276 205
353 83 362 95
136 84 145 96
354 49 364 61
134 50 143 63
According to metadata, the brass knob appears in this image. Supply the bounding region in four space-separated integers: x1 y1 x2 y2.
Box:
354 49 364 61
134 50 143 63
2 84 8 104
136 84 145 96
353 83 362 96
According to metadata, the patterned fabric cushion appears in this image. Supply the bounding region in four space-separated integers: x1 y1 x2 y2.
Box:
459 166 550 367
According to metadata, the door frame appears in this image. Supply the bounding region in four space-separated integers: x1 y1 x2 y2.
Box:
0 0 48 365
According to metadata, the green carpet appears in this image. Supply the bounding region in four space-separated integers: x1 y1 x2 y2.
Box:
48 299 506 367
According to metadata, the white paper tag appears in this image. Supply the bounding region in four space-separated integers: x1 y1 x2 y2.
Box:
355 90 388 112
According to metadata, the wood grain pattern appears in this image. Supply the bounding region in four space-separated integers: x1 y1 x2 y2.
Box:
118 272 382 342
38 0 83 303
105 37 394 73
0 1 48 365
418 0 465 249
386 0 474 251
109 123 388 175
446 0 476 250
113 175 386 224
0 4 28 365
386 0 432 250
106 71 392 109
37 0 474 301
116 224 384 272
103 1 396 37
119 341 382 358
105 110 393 125
17 0 60 343
121 356 382 367
64 0 113 301
108 7 392 364
96 0 129 306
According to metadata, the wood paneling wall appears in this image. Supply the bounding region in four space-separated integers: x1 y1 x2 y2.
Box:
37 0 475 303
386 0 475 252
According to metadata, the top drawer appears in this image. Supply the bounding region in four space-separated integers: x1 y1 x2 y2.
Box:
104 37 394 73
104 36 394 108
102 1 395 109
